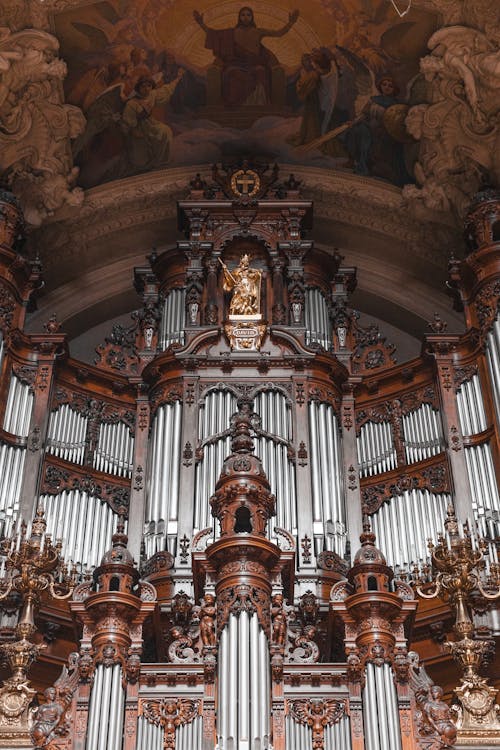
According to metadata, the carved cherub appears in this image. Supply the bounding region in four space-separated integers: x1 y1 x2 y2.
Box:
199 593 217 647
271 593 287 647
291 698 345 749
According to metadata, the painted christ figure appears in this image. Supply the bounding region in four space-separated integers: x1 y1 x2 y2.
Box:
193 6 299 106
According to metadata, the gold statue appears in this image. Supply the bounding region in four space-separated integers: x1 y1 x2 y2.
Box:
220 254 262 317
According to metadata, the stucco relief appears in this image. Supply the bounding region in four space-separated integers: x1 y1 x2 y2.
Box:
0 27 85 226
404 17 500 217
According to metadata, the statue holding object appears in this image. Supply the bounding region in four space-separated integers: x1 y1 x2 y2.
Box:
220 254 262 317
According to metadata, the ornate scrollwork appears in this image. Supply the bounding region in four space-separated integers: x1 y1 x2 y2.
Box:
217 583 270 635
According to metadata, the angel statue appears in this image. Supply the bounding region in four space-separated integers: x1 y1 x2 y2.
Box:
31 653 80 748
220 254 262 317
408 651 457 747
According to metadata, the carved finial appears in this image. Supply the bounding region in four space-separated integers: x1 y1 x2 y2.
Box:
428 313 448 333
443 504 459 536
360 514 376 546
230 396 256 454
190 173 206 191
284 173 301 191
44 313 61 334
111 507 128 548
31 505 47 538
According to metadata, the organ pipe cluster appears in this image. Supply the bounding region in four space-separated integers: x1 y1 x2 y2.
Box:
217 613 271 750
362 664 402 750
145 401 182 557
85 664 125 750
39 491 120 571
308 401 346 555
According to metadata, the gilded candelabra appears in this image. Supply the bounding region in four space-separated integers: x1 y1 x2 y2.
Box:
413 506 500 745
0 507 76 744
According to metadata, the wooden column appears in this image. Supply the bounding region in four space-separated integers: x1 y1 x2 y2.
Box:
341 379 363 556
18 330 66 522
127 381 150 563
426 334 474 522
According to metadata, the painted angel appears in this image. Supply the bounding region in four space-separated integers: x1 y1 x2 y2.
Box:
72 69 183 183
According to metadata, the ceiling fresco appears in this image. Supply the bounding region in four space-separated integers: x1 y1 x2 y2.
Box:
52 0 439 189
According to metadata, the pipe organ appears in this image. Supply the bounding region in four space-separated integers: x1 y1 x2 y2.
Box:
46 405 88 464
159 288 186 350
146 401 182 556
0 175 498 750
3 374 33 437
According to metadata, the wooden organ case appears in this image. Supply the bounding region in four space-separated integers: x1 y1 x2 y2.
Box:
0 171 498 750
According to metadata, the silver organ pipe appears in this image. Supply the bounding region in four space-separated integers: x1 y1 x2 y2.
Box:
3 374 33 437
308 401 346 556
46 405 88 465
195 389 237 533
370 490 450 568
136 716 163 750
486 314 500 425
357 421 397 477
305 288 332 350
0 443 25 540
93 421 134 477
456 374 487 437
285 716 313 750
324 715 352 750
135 716 163 750
39 492 120 571
253 390 297 536
363 663 402 750
145 401 182 557
216 612 270 749
176 716 203 750
465 443 500 543
402 404 444 464
86 664 125 750
456 374 500 544
159 288 186 350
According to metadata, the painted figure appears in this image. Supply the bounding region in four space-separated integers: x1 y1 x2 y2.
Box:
193 6 299 106
122 71 183 171
343 75 412 186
